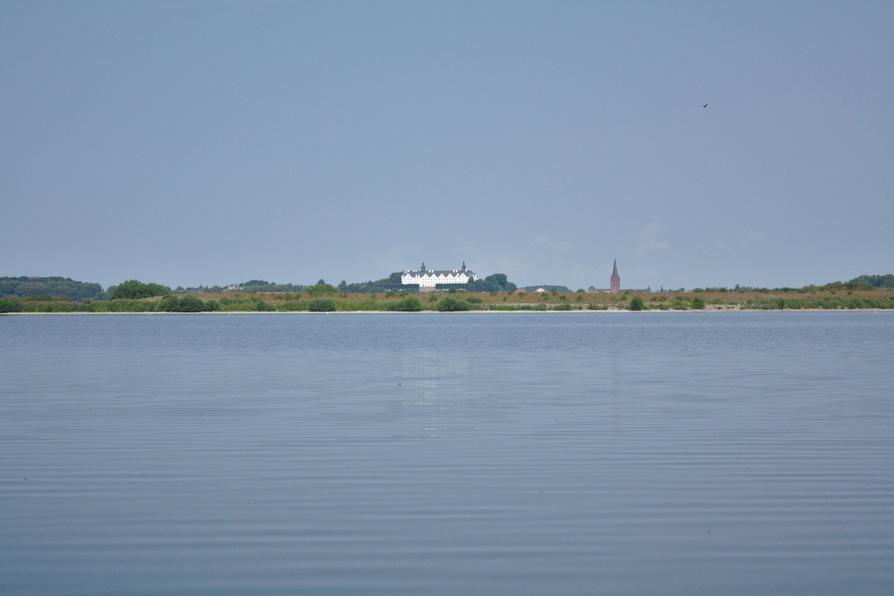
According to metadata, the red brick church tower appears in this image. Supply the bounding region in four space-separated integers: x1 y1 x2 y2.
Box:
610 259 621 294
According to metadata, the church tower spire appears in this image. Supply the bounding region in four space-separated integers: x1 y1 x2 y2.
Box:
610 259 621 294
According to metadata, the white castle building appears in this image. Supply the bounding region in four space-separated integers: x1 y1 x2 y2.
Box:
401 262 478 288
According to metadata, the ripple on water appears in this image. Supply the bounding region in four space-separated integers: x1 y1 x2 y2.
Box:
1 313 893 594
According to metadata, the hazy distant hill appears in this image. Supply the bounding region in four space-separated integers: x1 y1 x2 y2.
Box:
0 276 104 300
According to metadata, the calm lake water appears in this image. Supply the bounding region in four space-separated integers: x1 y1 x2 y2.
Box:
1 312 893 594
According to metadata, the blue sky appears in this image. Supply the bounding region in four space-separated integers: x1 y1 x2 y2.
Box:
2 1 892 289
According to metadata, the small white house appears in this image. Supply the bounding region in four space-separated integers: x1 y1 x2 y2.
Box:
401 262 478 288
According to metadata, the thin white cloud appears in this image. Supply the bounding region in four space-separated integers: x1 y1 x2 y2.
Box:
635 222 670 255
531 234 574 253
714 230 768 254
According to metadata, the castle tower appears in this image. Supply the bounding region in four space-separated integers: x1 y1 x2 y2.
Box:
610 259 621 294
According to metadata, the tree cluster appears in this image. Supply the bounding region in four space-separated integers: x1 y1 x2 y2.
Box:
466 273 517 293
110 280 172 300
847 274 894 289
304 281 340 296
341 272 406 294
159 295 219 312
235 280 306 293
0 276 103 300
437 296 471 311
308 298 337 312
387 296 423 311
0 297 24 312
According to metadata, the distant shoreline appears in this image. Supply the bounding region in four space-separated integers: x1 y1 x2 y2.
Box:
5 279 893 313
4 309 893 316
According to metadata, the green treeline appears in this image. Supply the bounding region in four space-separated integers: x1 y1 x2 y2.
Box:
0 295 221 313
629 293 894 311
234 280 306 293
4 273 894 302
740 295 894 310
3 273 894 314
175 272 519 295
0 277 103 300
340 273 405 293
694 274 894 294
4 290 894 313
848 274 894 289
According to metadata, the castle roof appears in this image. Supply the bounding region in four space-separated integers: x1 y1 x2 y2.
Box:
404 269 474 276
404 262 474 276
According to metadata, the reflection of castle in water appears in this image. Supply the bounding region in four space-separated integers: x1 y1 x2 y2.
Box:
390 348 479 441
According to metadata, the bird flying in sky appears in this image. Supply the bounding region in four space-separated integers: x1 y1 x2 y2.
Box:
703 103 708 109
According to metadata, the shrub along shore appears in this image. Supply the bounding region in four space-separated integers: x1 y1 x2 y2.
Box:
3 286 894 314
